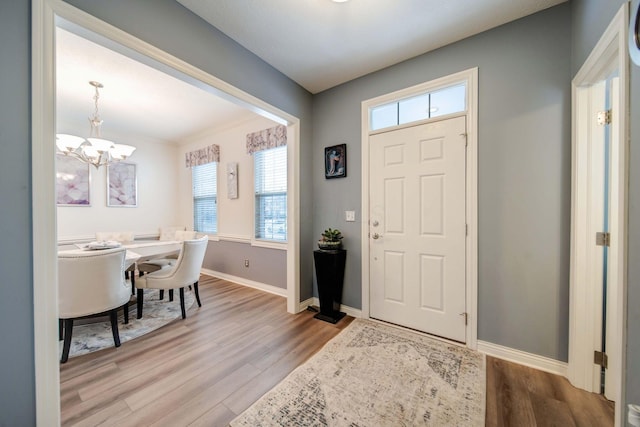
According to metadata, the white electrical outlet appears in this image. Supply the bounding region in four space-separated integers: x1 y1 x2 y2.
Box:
244 259 249 267
346 210 356 222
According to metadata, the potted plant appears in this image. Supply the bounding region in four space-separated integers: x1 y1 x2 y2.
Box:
318 228 343 250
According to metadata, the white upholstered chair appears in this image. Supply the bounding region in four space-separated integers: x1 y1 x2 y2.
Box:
135 235 208 319
159 226 187 241
96 231 136 294
137 228 196 301
58 248 131 363
95 231 135 243
137 228 193 273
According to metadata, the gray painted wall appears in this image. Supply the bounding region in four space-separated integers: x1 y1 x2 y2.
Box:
312 4 572 361
0 1 36 425
203 241 287 289
63 0 316 301
571 0 640 418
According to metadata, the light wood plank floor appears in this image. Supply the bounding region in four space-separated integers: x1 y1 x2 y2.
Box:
60 276 613 426
486 356 614 426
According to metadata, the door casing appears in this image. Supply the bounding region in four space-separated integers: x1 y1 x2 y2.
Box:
360 68 478 349
568 4 629 427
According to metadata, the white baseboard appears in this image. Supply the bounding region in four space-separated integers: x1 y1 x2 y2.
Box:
201 268 287 297
298 297 362 318
477 340 568 377
200 279 362 318
298 297 315 313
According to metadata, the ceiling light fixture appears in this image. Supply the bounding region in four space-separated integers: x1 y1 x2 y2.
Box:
332 0 349 3
56 81 136 169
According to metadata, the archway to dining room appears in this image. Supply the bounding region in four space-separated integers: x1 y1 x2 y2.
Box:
32 0 301 423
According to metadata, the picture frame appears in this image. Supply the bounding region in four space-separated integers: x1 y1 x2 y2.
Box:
56 154 91 206
324 144 347 179
107 162 137 207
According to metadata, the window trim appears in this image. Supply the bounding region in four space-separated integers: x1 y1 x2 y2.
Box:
369 82 467 132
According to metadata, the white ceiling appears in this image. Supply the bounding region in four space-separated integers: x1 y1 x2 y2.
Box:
177 0 567 94
56 27 257 144
56 0 567 142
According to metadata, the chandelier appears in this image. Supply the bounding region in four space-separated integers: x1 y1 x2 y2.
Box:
56 81 136 169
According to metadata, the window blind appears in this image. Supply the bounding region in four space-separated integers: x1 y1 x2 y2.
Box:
192 162 217 234
254 146 287 241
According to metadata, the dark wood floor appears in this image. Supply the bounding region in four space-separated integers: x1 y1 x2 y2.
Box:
60 276 614 426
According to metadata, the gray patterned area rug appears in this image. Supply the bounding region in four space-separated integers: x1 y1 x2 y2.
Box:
59 288 195 359
231 318 485 426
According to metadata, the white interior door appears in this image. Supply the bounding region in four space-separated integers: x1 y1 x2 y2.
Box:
588 80 607 394
590 76 621 399
369 116 467 342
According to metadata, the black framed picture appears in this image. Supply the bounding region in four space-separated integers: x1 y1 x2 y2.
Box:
324 144 347 179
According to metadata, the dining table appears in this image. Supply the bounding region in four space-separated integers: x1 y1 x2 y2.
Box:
58 240 182 270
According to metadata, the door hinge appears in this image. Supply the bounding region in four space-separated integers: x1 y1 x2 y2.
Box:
465 224 468 236
596 231 610 247
594 350 608 369
460 133 468 147
597 110 612 126
460 312 468 325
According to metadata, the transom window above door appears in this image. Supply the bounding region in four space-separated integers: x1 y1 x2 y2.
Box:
370 83 466 131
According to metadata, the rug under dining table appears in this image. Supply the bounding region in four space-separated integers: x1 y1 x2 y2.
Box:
231 318 486 426
59 287 195 360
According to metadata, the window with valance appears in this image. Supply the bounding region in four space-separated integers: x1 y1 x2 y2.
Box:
186 144 219 234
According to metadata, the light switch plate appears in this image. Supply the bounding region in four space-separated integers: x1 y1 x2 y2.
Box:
345 210 356 222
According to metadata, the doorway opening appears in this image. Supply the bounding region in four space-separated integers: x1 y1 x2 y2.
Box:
32 0 301 423
568 4 629 426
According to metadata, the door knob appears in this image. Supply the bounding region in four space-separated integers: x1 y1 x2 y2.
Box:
372 220 379 227
372 233 381 240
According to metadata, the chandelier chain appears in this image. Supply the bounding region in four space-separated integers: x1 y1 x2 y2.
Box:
89 81 104 137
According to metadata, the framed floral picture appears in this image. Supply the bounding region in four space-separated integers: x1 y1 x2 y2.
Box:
324 144 347 179
56 154 91 206
107 162 137 207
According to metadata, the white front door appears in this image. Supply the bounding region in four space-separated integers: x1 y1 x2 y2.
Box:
369 116 467 342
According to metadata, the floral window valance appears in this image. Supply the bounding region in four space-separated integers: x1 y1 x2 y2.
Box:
246 124 287 155
185 144 220 168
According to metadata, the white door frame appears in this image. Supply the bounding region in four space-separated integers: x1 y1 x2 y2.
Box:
360 68 478 348
568 4 629 427
32 0 301 423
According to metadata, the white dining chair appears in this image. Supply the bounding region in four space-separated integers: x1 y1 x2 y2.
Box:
158 226 187 241
95 231 135 243
135 235 208 319
137 228 196 301
58 247 131 363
